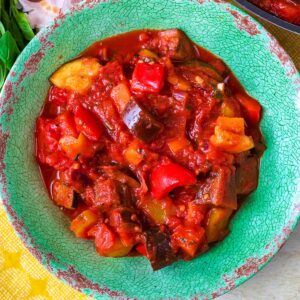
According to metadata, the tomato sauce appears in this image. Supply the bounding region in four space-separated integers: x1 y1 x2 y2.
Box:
249 0 300 25
36 29 264 270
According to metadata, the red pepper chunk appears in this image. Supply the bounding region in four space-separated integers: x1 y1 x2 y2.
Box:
136 243 147 256
74 105 103 141
235 93 261 125
49 86 71 105
94 224 132 257
36 117 72 170
36 117 60 164
55 111 78 137
131 63 165 93
150 162 196 200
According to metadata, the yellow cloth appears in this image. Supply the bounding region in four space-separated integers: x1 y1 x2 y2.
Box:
0 6 299 300
0 207 91 300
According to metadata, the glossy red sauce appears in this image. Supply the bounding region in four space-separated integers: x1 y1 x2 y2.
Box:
39 30 250 192
36 29 264 269
249 0 300 25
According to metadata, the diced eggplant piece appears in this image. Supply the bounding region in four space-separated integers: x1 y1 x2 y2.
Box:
116 182 135 207
100 166 140 188
92 169 137 209
181 61 223 82
253 141 266 158
157 29 195 61
122 99 163 143
70 169 91 193
198 167 237 210
181 60 202 68
109 207 141 232
172 225 206 257
144 228 177 270
52 180 79 209
92 178 121 209
198 62 224 82
109 207 142 247
235 156 259 195
109 207 136 225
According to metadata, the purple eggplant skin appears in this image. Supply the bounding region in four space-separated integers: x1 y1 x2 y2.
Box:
144 227 177 270
235 155 259 195
72 191 81 208
52 180 80 209
116 182 135 207
122 98 164 143
197 166 237 210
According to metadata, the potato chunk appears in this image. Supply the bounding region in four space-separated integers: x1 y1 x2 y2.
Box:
50 57 101 94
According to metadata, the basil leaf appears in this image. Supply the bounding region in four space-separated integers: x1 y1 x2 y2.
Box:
0 31 20 70
11 7 34 41
9 16 26 49
1 5 11 31
4 1 26 49
0 21 5 36
0 0 27 50
0 60 7 89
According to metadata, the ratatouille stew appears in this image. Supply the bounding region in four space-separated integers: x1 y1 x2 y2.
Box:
249 0 300 25
36 29 264 270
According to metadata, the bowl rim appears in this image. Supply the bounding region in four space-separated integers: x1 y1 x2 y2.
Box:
0 0 299 299
233 0 300 34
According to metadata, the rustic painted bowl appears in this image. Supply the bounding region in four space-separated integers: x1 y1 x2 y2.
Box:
0 0 299 299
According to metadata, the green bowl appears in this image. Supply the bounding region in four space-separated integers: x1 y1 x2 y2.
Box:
0 0 299 299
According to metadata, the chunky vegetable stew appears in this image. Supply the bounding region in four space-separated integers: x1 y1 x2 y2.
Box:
36 29 264 270
249 0 300 25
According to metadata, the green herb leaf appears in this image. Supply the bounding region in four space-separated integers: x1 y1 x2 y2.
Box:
0 21 5 36
0 31 20 70
1 7 25 48
9 16 26 49
1 5 11 31
0 60 7 89
11 7 34 41
0 0 36 90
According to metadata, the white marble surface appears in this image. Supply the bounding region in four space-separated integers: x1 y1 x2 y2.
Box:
219 223 300 300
